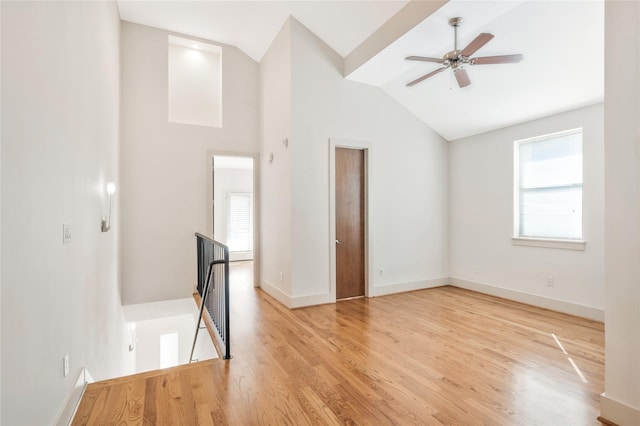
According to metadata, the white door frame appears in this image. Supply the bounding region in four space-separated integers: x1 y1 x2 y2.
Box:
207 150 260 288
328 138 373 301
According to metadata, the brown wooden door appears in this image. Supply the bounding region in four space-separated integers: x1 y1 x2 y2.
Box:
335 148 365 299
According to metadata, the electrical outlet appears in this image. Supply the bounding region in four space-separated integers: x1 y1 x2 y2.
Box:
63 354 69 377
62 224 72 244
279 272 283 282
546 277 554 287
379 268 384 277
474 265 480 274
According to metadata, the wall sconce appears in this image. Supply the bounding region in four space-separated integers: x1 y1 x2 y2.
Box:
128 323 136 352
101 182 116 232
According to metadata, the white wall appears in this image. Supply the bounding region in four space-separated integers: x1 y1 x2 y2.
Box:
449 104 605 320
259 18 449 307
259 21 292 301
1 2 129 424
133 315 193 371
120 22 259 304
601 1 640 424
123 298 216 374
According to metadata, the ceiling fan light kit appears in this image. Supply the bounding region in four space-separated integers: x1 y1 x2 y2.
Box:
406 17 523 88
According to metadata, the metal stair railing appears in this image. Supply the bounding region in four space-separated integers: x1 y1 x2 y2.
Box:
191 233 230 361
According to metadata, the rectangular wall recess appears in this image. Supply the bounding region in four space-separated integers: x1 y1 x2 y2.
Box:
168 35 222 128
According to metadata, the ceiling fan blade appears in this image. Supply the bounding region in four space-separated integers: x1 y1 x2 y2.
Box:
461 33 494 57
405 55 443 64
454 68 471 88
472 54 523 65
406 66 448 87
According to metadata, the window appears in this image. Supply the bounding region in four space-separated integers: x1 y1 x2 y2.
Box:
514 129 583 245
226 193 252 252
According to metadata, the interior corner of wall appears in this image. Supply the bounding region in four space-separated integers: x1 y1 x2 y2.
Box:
600 393 640 426
260 279 292 309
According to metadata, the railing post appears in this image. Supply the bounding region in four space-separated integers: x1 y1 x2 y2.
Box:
223 244 231 359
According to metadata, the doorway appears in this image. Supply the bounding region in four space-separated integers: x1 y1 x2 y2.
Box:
335 148 365 299
330 141 370 301
212 155 255 262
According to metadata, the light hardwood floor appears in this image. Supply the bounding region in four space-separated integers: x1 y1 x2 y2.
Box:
74 265 604 425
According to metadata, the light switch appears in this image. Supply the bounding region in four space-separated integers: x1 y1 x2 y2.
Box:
63 224 72 244
63 354 69 377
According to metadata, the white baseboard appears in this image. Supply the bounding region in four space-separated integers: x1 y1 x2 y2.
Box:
263 278 449 308
291 292 334 308
260 279 292 308
449 277 604 321
601 393 640 425
260 276 603 322
370 278 448 297
260 280 334 308
56 367 94 425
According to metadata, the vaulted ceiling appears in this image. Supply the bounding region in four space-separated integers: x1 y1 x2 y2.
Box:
117 0 604 141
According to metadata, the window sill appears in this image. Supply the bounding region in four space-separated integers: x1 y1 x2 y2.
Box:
511 237 586 251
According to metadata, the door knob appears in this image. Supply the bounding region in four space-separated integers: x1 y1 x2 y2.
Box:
335 239 342 245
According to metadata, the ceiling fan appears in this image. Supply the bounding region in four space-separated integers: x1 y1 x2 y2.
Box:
405 17 523 88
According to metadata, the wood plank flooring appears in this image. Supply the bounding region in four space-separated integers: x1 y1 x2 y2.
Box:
73 268 604 425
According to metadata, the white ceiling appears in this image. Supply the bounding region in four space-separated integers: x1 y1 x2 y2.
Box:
351 0 604 140
117 0 604 141
117 0 409 61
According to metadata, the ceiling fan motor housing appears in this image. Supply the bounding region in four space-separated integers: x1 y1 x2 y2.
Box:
444 50 470 70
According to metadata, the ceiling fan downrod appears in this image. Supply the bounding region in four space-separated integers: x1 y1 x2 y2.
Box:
449 17 462 52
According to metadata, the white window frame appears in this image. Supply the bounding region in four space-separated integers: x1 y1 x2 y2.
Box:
225 192 253 253
512 128 586 250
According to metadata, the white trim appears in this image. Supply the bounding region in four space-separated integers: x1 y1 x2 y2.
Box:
260 279 292 308
291 292 334 309
261 275 605 322
370 278 448 297
449 277 604 321
289 279 447 307
600 393 640 426
511 237 586 251
514 127 583 146
513 127 584 241
56 367 94 426
208 150 260 288
329 138 373 302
